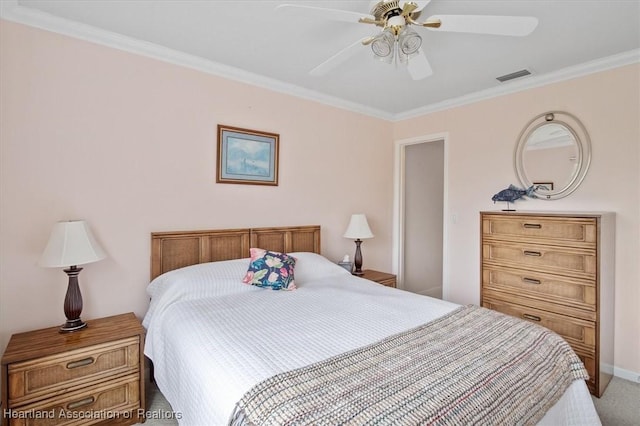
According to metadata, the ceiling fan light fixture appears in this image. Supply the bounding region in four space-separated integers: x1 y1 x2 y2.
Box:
374 47 395 64
396 45 410 64
398 26 422 55
371 28 395 58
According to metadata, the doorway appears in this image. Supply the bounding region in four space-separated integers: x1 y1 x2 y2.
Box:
393 134 447 298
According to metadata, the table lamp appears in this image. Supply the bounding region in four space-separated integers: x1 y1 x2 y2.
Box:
39 220 106 332
343 214 374 276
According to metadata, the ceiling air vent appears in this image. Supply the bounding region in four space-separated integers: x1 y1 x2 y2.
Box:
496 69 531 83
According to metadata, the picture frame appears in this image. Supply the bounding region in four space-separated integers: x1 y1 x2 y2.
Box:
533 181 554 191
217 125 279 186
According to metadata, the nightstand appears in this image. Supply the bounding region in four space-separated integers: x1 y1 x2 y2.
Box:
359 269 397 288
1 312 145 426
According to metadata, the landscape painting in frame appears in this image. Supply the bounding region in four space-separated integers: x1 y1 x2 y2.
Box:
217 125 279 186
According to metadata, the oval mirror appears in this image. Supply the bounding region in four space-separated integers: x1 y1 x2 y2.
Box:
514 111 591 200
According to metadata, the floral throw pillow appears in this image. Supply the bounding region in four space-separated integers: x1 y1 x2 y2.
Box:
242 248 297 290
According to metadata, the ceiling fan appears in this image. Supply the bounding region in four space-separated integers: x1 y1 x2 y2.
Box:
276 1 538 80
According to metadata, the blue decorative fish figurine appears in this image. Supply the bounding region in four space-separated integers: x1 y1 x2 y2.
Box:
492 184 538 211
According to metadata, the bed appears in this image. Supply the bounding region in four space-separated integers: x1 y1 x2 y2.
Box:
143 225 601 425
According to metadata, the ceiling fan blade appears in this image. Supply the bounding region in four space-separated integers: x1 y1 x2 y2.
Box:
359 16 385 26
407 49 433 81
401 2 419 17
276 4 374 24
424 15 538 36
309 38 366 77
400 1 431 12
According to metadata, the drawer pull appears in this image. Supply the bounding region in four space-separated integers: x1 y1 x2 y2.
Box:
523 250 542 257
66 357 95 369
522 277 542 285
522 314 541 322
67 396 95 410
523 223 542 229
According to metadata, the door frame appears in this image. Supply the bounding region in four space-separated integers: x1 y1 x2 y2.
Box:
392 132 450 299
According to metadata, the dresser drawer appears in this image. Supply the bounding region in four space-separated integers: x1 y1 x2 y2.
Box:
8 337 139 407
8 373 141 426
483 287 596 322
482 215 597 247
574 349 597 393
482 265 596 312
482 241 596 280
482 298 596 350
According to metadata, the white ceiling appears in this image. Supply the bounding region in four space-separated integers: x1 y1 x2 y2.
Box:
2 0 639 120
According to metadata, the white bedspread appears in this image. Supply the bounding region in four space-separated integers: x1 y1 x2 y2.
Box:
143 253 600 426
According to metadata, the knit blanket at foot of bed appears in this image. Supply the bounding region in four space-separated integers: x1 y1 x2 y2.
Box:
229 304 588 426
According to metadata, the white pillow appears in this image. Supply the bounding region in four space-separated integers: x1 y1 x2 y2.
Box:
289 252 350 284
143 258 253 329
143 253 349 329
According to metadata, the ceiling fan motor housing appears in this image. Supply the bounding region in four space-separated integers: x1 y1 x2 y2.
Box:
370 1 404 21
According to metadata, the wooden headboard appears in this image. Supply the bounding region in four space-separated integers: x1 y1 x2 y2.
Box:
150 225 321 280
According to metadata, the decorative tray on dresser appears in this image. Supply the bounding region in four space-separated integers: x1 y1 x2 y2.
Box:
1 312 145 425
480 211 615 397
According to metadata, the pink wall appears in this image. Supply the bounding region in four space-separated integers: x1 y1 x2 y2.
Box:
0 20 394 348
395 64 640 375
1 19 638 378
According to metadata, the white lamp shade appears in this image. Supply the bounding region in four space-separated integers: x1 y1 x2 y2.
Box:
39 220 106 267
343 214 374 239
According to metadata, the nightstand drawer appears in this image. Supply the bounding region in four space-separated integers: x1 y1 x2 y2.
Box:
359 270 396 288
8 337 139 407
8 373 140 426
376 277 396 287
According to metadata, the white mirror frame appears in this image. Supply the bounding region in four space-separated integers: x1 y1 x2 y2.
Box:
514 111 591 200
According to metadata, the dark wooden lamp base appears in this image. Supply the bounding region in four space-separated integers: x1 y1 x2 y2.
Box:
353 239 364 276
60 266 87 333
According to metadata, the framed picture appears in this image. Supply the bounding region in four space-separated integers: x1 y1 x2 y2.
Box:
533 181 554 190
217 125 279 186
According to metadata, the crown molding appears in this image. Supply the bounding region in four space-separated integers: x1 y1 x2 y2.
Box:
393 49 640 121
0 0 394 121
2 1 637 123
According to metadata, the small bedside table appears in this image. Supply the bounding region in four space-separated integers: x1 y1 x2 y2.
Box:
359 269 397 288
1 312 145 426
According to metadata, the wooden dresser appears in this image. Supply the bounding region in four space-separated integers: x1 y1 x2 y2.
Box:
1 313 145 425
480 211 615 397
